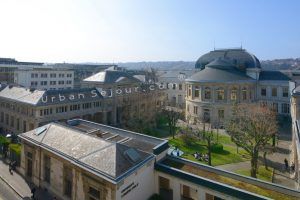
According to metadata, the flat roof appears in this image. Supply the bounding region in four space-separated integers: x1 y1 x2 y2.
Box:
157 156 299 200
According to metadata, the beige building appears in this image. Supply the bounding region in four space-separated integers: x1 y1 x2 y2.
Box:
0 86 113 134
158 70 195 109
186 49 291 127
18 119 169 200
82 67 166 128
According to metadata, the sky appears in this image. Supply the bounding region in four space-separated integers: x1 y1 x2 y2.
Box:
0 0 299 63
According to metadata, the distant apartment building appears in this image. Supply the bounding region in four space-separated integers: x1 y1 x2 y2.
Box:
18 119 299 200
0 57 43 84
158 70 195 109
14 68 74 90
52 63 115 88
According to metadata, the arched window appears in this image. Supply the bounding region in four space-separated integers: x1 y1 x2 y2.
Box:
216 87 225 100
242 87 247 100
231 87 237 101
204 87 211 99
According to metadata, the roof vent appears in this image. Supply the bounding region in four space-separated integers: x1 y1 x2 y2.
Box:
29 88 35 92
124 148 141 163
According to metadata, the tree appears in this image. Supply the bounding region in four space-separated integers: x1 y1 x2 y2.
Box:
194 119 214 166
162 106 183 139
225 104 278 178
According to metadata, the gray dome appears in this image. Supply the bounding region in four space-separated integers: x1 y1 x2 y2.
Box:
195 48 261 70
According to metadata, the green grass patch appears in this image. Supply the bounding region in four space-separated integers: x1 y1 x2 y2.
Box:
235 166 273 182
169 136 250 166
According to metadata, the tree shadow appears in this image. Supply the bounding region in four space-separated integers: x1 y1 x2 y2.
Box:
275 146 290 154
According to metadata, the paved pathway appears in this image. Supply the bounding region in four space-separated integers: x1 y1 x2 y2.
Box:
0 159 31 198
0 158 54 200
0 178 21 200
216 121 298 189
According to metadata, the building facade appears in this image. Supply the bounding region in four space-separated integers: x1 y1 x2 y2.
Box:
0 86 113 134
158 70 195 109
18 119 169 200
185 49 291 127
82 68 166 128
14 68 74 90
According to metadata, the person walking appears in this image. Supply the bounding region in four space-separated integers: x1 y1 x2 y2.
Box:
284 158 289 170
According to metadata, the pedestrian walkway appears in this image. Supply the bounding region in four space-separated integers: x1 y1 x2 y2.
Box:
0 158 54 200
0 159 31 198
217 161 250 172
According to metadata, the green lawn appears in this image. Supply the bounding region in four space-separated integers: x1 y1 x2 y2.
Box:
169 135 250 166
235 166 273 182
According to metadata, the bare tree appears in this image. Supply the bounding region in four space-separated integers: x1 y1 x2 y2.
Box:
163 106 183 139
225 104 278 178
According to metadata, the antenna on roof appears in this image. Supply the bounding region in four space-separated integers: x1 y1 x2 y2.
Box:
213 40 216 50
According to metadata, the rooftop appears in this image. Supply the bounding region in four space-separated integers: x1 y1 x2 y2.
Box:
157 156 299 200
195 48 261 70
0 86 104 106
83 70 142 84
19 119 168 183
259 70 291 81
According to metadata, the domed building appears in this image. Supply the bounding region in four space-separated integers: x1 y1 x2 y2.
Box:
185 48 291 127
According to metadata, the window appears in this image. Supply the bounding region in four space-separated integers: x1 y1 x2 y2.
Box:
188 85 192 97
261 88 266 96
194 86 200 98
172 84 176 90
216 88 225 100
31 81 38 86
70 104 80 111
282 87 288 97
193 106 198 115
66 80 72 84
218 109 224 119
44 155 51 183
50 81 56 85
31 73 38 78
204 87 211 99
272 103 278 112
63 166 72 198
0 112 3 122
56 106 68 113
272 88 277 97
281 103 290 114
58 80 64 85
242 87 247 100
41 81 47 86
67 74 72 78
94 102 101 107
187 105 189 112
231 88 237 101
17 118 20 130
88 186 101 200
50 73 56 78
179 84 182 90
41 73 48 78
59 74 65 78
10 116 14 127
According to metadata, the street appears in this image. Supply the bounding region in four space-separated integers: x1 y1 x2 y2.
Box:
0 178 21 200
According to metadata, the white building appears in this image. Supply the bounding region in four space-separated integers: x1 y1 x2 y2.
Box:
14 68 74 90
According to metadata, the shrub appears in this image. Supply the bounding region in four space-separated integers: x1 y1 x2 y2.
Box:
9 143 21 156
0 136 9 145
211 143 223 153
